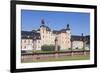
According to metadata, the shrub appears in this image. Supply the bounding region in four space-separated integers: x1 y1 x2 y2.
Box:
76 47 78 49
41 45 55 51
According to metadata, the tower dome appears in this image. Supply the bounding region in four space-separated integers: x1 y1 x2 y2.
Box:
66 24 70 30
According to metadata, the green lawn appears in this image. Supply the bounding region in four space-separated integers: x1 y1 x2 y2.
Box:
25 55 90 63
32 49 89 53
22 50 90 63
34 55 89 62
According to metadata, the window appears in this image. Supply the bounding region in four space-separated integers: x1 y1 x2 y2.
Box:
24 40 26 43
32 41 34 43
38 40 40 43
24 46 26 49
76 47 78 49
28 40 30 44
43 29 44 33
43 35 44 38
68 41 70 43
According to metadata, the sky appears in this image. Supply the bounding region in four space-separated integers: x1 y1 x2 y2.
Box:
21 10 90 35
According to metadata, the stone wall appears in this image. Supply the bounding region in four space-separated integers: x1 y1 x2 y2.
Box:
21 50 90 62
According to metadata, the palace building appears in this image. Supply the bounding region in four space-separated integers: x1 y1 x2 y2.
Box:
21 19 90 51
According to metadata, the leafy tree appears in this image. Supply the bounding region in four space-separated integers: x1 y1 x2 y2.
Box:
41 45 55 51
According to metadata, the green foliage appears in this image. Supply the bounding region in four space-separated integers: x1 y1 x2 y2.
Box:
41 44 55 51
58 45 60 51
68 48 72 50
76 47 78 49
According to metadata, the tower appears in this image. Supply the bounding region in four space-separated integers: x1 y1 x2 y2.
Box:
41 19 45 25
66 24 70 30
55 37 58 51
40 19 46 45
66 24 71 49
40 19 46 32
66 24 71 35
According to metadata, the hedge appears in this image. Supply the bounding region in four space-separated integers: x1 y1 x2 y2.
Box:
41 45 55 51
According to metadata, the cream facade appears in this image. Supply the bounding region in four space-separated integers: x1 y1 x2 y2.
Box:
21 20 90 51
72 41 83 49
21 39 33 51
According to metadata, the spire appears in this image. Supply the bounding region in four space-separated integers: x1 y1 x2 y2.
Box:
81 33 83 36
66 24 70 30
81 33 84 41
40 19 45 27
41 19 45 24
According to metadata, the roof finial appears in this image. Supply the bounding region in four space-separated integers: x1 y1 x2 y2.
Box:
66 24 70 30
67 24 69 28
41 19 45 24
81 33 83 36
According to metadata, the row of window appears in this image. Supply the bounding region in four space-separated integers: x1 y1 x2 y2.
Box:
22 40 41 44
22 40 33 43
22 39 71 45
22 45 41 49
42 30 51 34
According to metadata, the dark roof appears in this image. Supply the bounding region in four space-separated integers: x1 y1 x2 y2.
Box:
40 24 45 27
32 30 37 32
37 28 40 31
71 35 83 41
84 35 90 44
21 31 40 39
85 35 90 39
40 24 51 31
60 29 67 33
46 26 51 31
40 19 51 31
71 35 90 44
53 30 60 34
53 28 69 34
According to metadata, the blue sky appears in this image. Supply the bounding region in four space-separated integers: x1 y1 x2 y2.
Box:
21 10 90 35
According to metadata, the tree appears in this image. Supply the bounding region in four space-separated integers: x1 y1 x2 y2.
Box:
41 45 55 51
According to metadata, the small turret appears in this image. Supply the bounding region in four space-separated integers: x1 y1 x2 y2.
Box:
81 33 83 36
41 19 45 24
66 24 71 38
66 24 70 30
40 19 46 27
81 33 84 41
40 19 45 29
